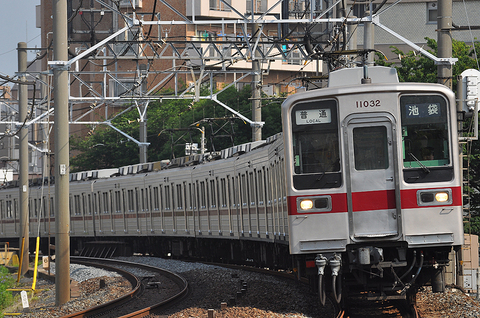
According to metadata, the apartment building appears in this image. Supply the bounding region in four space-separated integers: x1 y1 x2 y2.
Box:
345 0 480 62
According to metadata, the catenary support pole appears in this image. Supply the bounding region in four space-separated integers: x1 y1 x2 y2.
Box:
18 42 29 276
437 0 453 89
139 102 147 163
364 11 375 66
53 0 71 306
139 64 148 163
348 16 358 50
252 23 262 142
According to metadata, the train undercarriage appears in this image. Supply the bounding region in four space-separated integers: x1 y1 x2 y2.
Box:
301 244 458 307
14 235 294 270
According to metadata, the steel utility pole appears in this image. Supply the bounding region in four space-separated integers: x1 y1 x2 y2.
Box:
364 11 374 66
18 42 29 276
437 0 453 89
252 23 262 142
53 0 71 306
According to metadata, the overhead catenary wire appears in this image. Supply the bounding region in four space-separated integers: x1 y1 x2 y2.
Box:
4 0 476 169
461 0 480 70
0 73 37 140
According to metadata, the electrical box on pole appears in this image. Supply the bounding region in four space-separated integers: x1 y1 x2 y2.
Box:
460 69 480 113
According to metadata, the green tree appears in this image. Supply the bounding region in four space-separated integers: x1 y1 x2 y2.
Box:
70 113 140 171
376 37 479 86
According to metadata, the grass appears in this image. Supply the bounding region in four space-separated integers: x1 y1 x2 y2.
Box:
0 266 15 317
0 260 51 317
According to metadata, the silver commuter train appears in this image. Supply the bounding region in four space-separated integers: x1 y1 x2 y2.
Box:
1 133 292 265
282 66 463 302
0 66 463 303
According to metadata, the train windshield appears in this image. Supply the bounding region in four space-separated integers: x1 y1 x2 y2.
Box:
290 100 341 189
293 131 340 174
401 95 450 169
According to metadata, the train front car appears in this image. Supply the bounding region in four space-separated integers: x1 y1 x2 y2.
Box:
281 67 464 304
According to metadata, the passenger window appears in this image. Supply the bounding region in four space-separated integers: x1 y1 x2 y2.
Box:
128 189 134 212
115 191 121 213
210 180 216 208
102 192 109 214
74 195 81 215
6 200 13 218
176 184 183 209
199 182 206 209
165 185 171 210
153 186 160 210
5 200 11 219
353 126 388 170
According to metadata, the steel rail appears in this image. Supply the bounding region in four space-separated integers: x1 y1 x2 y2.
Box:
62 256 189 318
62 258 141 318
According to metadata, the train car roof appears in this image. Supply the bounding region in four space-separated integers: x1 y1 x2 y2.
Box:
282 66 455 110
328 66 399 87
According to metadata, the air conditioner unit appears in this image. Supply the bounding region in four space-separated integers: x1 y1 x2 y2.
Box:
119 0 143 8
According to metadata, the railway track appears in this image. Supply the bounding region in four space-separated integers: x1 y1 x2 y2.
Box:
219 264 420 318
334 296 420 318
147 260 343 318
109 263 421 318
23 256 447 317
65 257 188 318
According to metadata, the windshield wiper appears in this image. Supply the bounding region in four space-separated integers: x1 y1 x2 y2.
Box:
408 153 430 173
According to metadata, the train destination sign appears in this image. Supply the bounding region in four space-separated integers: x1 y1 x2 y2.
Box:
405 102 441 119
295 108 332 125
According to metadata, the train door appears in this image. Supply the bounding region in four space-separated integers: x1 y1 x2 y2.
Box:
345 113 400 239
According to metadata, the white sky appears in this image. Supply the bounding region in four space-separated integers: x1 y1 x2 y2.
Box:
0 0 41 79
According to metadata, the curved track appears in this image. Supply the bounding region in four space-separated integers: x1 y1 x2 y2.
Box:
184 261 343 318
226 263 419 318
200 263 423 318
335 297 420 318
64 257 421 318
64 257 188 318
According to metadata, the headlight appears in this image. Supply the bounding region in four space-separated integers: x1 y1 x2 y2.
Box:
300 199 314 210
418 189 452 206
296 196 332 213
435 192 449 202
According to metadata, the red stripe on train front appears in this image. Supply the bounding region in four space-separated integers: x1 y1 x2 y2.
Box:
287 186 462 215
400 186 462 209
352 190 396 211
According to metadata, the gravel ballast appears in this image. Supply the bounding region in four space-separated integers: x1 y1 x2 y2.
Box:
49 262 121 282
5 256 480 317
